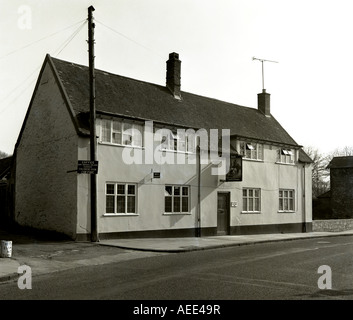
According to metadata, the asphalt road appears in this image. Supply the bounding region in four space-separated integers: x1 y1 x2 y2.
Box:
1 235 353 302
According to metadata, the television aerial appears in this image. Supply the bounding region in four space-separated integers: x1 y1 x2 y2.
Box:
252 57 278 91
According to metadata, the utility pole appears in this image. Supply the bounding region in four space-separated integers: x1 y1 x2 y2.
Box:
88 6 99 242
252 57 278 91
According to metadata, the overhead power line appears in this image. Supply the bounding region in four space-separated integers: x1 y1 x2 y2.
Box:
0 77 37 116
1 17 163 116
53 20 87 57
95 19 165 59
0 19 86 60
0 20 87 114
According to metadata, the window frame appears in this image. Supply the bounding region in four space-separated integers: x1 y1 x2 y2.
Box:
277 148 295 164
104 182 138 215
239 141 263 161
278 189 295 212
157 127 195 153
98 118 144 148
164 185 190 214
242 188 261 213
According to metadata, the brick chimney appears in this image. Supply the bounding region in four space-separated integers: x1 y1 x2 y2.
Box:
258 89 271 116
166 52 181 100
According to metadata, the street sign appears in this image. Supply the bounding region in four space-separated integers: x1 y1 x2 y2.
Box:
77 160 98 174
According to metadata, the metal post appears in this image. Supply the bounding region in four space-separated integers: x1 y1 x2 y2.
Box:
196 137 201 237
88 6 99 242
261 60 264 91
302 164 307 233
252 57 278 91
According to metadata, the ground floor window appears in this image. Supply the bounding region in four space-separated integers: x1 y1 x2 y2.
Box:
242 188 261 212
105 183 137 214
165 185 189 213
279 189 295 212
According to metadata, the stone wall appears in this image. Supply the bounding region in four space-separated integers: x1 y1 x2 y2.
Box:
312 219 353 232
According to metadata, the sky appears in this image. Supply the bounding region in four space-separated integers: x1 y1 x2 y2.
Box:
0 0 352 156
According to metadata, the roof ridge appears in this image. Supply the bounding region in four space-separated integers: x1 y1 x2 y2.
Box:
51 56 256 111
51 56 165 88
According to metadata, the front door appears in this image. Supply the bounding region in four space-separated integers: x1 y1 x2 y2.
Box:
217 192 230 235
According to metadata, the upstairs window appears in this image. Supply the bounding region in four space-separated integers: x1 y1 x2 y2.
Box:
160 129 177 151
99 118 143 147
239 141 263 160
278 148 295 164
158 128 194 153
101 119 111 143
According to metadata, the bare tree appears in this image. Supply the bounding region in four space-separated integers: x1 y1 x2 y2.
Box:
322 146 353 177
303 146 330 198
305 145 353 198
326 146 353 158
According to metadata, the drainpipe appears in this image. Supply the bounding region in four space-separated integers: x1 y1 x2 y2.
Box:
196 136 201 237
302 164 306 233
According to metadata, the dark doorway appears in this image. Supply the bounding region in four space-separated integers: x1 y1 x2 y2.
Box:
217 192 230 235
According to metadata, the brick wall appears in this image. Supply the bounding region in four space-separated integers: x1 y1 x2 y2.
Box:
312 219 353 232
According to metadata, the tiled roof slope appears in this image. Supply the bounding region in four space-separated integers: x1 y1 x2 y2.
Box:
51 56 299 147
327 156 353 169
298 149 313 163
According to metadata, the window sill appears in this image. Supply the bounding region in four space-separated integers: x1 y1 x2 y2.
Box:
98 142 144 149
103 213 139 217
159 148 195 155
278 211 295 213
275 162 295 166
163 212 191 216
241 211 261 214
242 158 263 162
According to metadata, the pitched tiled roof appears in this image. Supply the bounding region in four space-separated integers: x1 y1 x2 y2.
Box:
50 55 299 147
298 149 313 163
327 156 353 169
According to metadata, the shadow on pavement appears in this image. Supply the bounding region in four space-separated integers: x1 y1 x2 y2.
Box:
0 223 72 245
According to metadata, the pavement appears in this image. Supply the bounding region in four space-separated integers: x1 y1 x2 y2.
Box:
1 227 353 284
